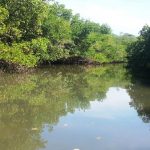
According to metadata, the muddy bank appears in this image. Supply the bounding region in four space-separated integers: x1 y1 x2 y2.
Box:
52 56 100 65
0 60 34 73
0 57 125 73
52 56 125 65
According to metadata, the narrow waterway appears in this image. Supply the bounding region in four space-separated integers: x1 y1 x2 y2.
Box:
0 65 150 150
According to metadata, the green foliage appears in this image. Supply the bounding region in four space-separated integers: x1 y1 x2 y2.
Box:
0 6 21 44
70 16 105 54
31 38 70 62
100 24 112 34
0 0 129 71
30 38 50 63
1 0 48 42
0 42 38 67
0 6 8 35
119 33 136 46
127 25 150 70
42 3 72 43
84 33 127 63
47 2 73 21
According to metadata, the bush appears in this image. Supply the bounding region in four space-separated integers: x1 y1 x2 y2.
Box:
0 42 38 68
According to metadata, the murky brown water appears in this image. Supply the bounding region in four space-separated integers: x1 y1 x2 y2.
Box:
0 65 150 150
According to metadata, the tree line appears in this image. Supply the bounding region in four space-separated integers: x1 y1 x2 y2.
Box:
1 0 149 72
127 25 150 72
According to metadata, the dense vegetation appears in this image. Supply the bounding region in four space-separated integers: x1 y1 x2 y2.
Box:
127 25 150 72
0 0 135 71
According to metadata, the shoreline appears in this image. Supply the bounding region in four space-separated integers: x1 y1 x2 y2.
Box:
0 58 126 73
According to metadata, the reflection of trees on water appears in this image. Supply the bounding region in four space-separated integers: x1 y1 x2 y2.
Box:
128 80 150 123
0 65 129 150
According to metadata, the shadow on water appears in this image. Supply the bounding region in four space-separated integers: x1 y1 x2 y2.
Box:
1 64 150 149
127 69 150 123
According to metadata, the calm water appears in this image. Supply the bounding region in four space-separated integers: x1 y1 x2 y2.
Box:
0 65 150 150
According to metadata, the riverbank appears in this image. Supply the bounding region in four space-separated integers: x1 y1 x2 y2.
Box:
0 60 34 73
0 57 125 73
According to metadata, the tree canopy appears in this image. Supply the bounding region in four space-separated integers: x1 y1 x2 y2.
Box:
127 25 150 71
0 0 136 71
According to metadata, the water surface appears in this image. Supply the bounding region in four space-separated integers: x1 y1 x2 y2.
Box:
0 65 150 150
